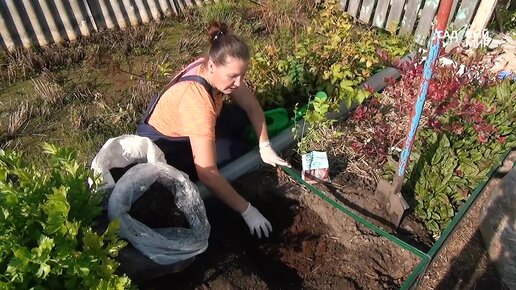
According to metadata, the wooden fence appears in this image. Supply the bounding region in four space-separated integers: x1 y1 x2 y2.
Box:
0 0 497 51
0 0 217 51
341 0 497 47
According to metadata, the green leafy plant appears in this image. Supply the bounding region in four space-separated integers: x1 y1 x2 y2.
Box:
294 92 343 154
380 74 516 237
0 144 132 289
408 79 516 237
246 0 412 152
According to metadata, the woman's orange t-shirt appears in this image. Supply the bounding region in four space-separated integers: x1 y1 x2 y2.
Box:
147 62 223 140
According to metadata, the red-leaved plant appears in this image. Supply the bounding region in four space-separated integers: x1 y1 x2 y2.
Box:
347 51 502 164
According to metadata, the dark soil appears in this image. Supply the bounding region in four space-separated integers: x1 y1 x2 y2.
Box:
109 164 138 182
139 167 421 290
288 154 435 252
128 181 189 229
109 164 189 229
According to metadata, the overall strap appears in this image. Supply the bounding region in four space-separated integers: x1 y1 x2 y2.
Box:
141 75 215 124
177 75 215 102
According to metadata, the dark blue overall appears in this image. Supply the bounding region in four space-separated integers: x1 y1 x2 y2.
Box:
136 74 251 182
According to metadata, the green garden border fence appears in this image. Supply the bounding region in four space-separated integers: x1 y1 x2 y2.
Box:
281 149 513 289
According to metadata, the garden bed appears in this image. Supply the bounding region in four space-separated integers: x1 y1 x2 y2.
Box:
286 153 434 250
139 167 420 289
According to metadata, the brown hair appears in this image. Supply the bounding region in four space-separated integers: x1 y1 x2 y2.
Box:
207 21 250 66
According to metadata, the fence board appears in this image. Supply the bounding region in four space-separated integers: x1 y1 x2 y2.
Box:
134 0 151 24
54 0 79 41
399 0 422 35
347 0 361 17
147 0 162 20
413 0 440 45
157 0 171 15
359 0 376 23
465 0 496 47
118 0 139 27
4 0 31 47
373 0 390 29
340 0 349 10
445 0 480 50
446 0 459 26
22 1 49 46
451 0 480 28
69 0 94 37
0 3 16 49
386 0 406 32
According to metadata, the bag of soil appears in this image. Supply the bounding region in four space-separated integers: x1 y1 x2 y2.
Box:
91 134 166 193
108 162 210 265
479 164 516 289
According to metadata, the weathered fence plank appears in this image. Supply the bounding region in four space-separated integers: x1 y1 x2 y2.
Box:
0 3 16 49
54 0 79 41
446 0 459 26
134 0 151 24
373 0 390 29
413 0 440 45
347 0 361 18
445 0 479 50
4 0 32 47
450 0 480 29
386 0 406 32
340 0 349 10
399 0 422 35
22 0 49 47
466 0 496 47
359 0 377 23
69 0 94 37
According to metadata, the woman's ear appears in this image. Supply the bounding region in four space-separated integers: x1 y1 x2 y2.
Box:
208 59 215 74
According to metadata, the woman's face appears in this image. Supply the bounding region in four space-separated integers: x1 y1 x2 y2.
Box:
208 57 248 95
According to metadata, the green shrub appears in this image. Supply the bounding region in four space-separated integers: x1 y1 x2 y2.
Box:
0 144 132 289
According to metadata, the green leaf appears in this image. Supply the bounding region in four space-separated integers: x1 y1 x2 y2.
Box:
34 236 54 258
345 95 352 109
83 228 104 254
36 262 51 278
7 247 31 275
43 187 70 234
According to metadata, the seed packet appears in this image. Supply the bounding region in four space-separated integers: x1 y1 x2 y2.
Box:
301 151 331 184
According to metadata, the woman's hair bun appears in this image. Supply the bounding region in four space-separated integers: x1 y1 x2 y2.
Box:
208 21 229 44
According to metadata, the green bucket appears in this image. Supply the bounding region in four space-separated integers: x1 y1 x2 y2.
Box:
245 108 291 146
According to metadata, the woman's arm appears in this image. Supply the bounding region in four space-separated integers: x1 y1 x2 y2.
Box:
189 135 273 238
230 82 269 144
231 82 290 167
189 135 248 213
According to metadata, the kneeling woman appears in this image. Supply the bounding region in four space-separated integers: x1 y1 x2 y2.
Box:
137 21 289 239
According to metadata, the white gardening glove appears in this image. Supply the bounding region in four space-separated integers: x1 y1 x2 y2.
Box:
259 140 291 167
241 203 272 238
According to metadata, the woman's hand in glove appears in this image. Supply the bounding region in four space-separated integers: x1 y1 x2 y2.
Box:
259 140 291 168
241 203 272 238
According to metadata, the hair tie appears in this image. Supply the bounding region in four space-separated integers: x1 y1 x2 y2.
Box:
213 31 224 41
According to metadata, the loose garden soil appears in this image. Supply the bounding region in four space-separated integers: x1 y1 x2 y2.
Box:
138 166 422 290
110 165 189 229
128 181 189 229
